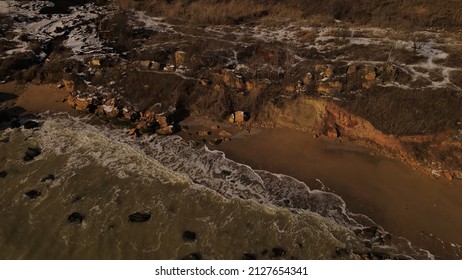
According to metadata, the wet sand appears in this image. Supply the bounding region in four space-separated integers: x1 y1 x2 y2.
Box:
212 128 462 259
14 83 79 116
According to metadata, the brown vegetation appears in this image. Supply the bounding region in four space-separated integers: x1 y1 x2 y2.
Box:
116 0 462 30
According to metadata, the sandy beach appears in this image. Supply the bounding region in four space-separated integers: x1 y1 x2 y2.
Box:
210 128 462 259
0 82 79 117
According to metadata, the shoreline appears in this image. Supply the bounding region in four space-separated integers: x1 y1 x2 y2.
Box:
3 82 462 259
209 128 462 259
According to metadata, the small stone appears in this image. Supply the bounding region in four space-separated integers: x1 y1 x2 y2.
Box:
272 247 286 257
128 212 151 223
25 190 41 199
211 124 220 130
23 120 39 129
197 130 211 136
243 253 257 260
361 226 378 238
0 170 7 178
182 253 202 260
182 231 197 242
443 170 453 181
41 174 56 182
67 212 84 224
208 139 222 145
23 147 42 161
335 247 350 257
218 130 232 137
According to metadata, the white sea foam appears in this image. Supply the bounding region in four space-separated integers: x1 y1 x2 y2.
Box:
28 114 438 259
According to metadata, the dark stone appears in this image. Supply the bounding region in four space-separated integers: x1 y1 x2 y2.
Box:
71 195 83 203
10 120 21 128
25 190 41 199
23 147 41 161
23 120 39 129
261 249 268 255
182 231 197 242
0 170 7 178
367 252 391 260
362 226 378 238
41 174 56 182
272 247 286 257
243 253 257 260
182 252 202 260
67 212 84 223
0 137 10 143
128 212 151 223
335 247 350 257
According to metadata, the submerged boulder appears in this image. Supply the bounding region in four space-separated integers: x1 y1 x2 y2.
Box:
182 231 197 242
23 147 42 161
128 212 151 223
67 212 84 224
41 174 56 182
25 190 41 199
272 247 286 257
243 253 257 260
0 170 7 178
182 252 202 260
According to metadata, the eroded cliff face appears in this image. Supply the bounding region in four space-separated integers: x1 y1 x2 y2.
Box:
2 0 462 180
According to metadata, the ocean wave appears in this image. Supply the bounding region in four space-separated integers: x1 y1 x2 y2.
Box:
27 114 437 259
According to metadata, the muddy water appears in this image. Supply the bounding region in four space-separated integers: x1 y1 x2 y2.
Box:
214 128 462 259
0 115 378 260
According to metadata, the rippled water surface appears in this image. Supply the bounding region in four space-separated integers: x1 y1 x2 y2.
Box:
0 115 441 259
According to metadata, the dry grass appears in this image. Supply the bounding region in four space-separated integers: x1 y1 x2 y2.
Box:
116 0 462 30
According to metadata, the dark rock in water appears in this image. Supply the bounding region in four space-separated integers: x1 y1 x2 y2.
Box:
0 137 10 143
362 226 378 238
23 120 39 129
243 253 257 260
128 212 151 223
0 170 7 178
261 249 268 256
71 195 83 203
25 190 41 199
182 252 202 260
182 231 197 242
41 174 56 182
335 247 350 257
367 252 391 260
10 120 21 128
272 247 286 257
23 147 42 161
67 212 84 224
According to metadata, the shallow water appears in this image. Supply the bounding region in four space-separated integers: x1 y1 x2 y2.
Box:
0 115 441 259
0 115 376 259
